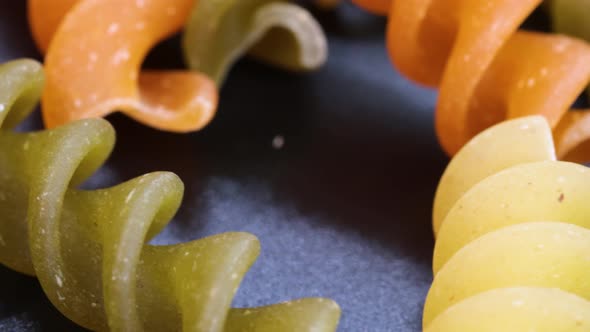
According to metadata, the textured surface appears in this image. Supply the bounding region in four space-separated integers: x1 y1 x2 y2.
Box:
425 116 590 330
0 1 443 331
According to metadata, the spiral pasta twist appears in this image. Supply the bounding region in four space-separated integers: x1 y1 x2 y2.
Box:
425 115 590 331
29 0 219 133
0 59 340 331
29 0 327 131
350 0 590 160
182 0 327 86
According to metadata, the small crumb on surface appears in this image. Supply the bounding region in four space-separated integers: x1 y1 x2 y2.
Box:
272 135 284 150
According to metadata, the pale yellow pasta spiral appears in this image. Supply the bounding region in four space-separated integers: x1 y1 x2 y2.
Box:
425 116 590 331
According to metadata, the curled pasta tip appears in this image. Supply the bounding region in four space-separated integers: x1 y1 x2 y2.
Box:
0 60 341 331
548 0 590 162
182 0 328 86
351 0 590 158
426 116 590 330
29 0 219 132
0 59 44 129
432 116 556 235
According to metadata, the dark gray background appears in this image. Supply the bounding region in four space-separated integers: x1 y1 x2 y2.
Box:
0 1 452 331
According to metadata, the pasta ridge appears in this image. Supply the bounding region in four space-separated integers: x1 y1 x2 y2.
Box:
0 59 340 332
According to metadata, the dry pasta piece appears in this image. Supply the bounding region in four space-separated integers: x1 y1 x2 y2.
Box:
29 0 218 132
550 0 590 42
0 58 341 331
352 0 590 160
547 0 590 163
183 0 328 86
425 116 590 331
425 287 590 332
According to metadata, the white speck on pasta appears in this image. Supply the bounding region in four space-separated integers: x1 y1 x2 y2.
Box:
23 141 30 151
91 302 98 308
74 99 83 107
519 123 529 130
89 52 98 62
526 78 535 87
512 299 524 307
55 274 63 287
125 188 136 203
112 49 130 65
136 0 145 8
231 273 238 280
553 42 567 53
107 23 120 35
0 104 5 112
57 291 66 301
166 6 177 16
540 67 548 76
557 176 566 183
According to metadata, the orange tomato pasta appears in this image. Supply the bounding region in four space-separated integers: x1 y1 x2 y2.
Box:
352 0 590 161
29 0 218 132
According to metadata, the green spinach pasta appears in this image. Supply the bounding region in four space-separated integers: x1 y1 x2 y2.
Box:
550 0 590 43
182 0 328 86
0 59 340 331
